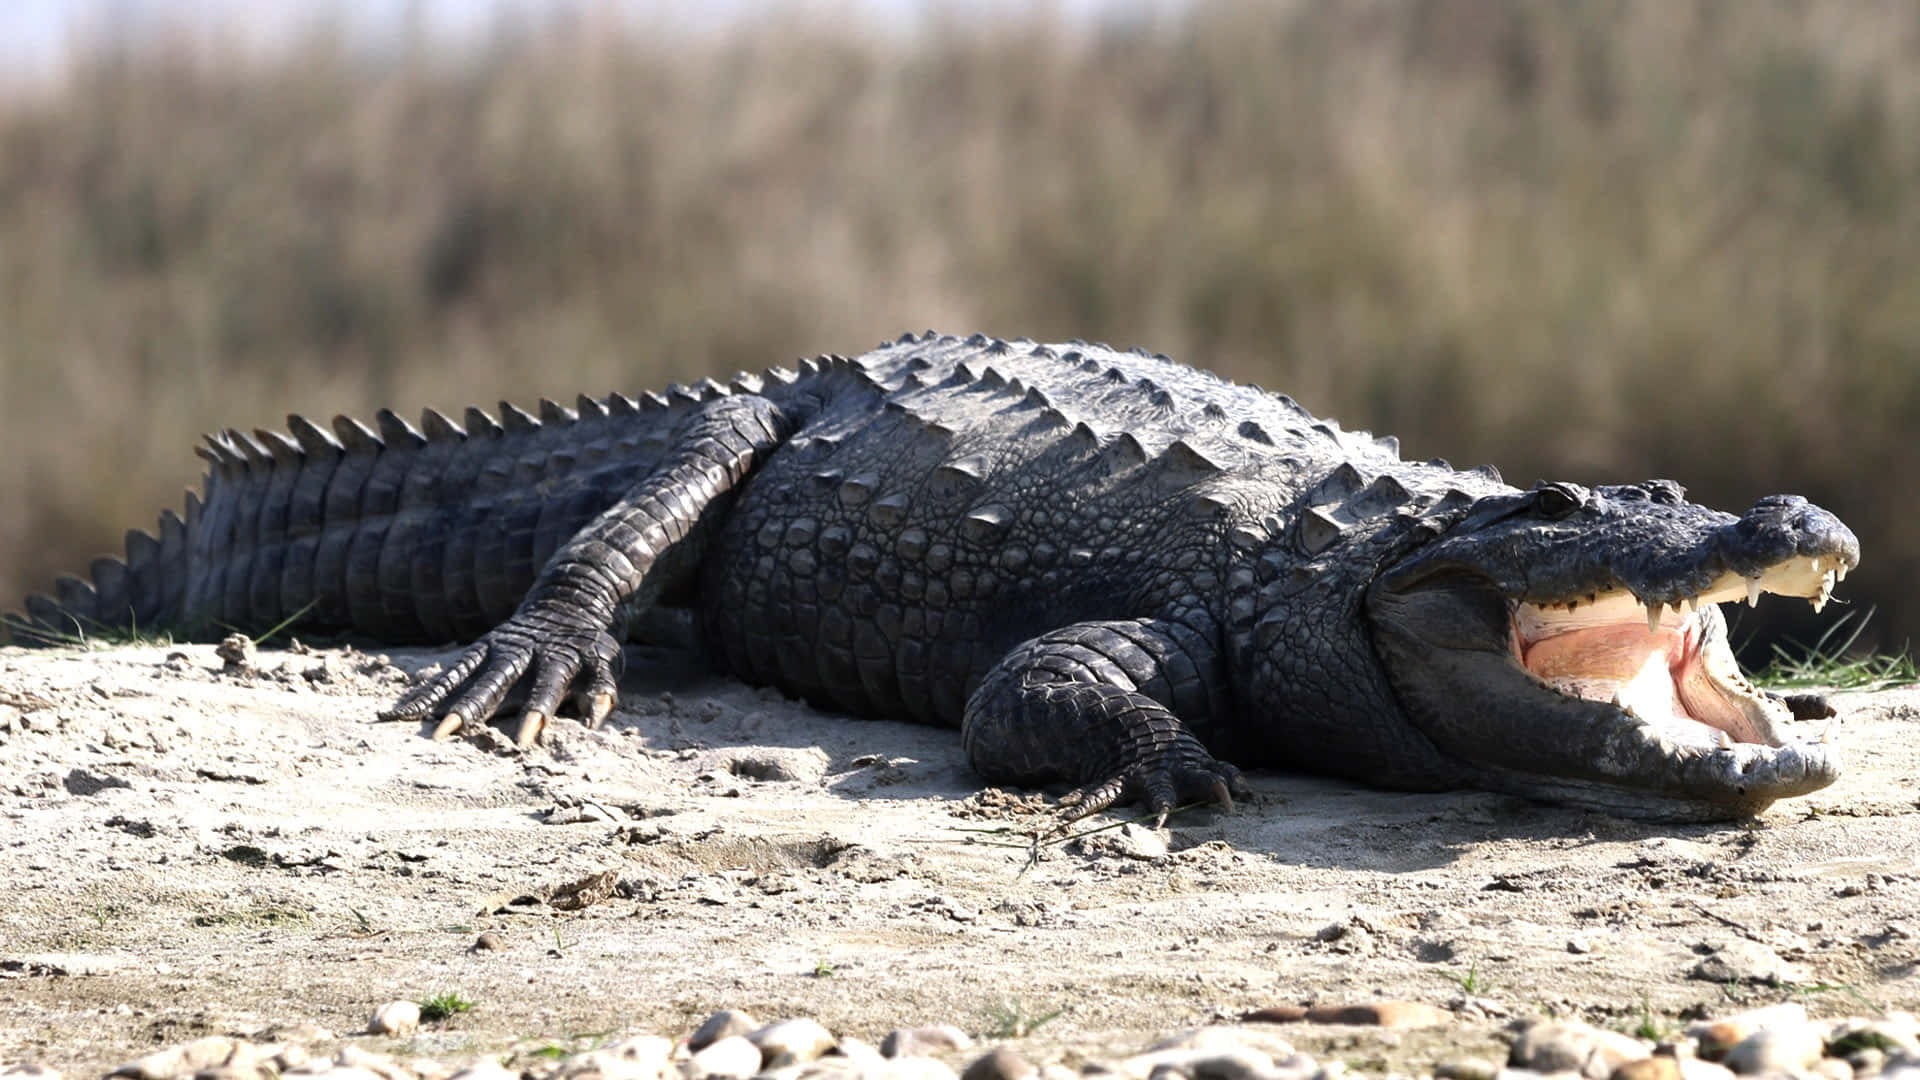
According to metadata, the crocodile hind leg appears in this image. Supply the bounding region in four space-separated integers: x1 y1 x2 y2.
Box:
383 395 794 745
960 618 1251 826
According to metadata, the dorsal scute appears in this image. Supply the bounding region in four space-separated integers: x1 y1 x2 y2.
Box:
497 401 541 433
375 408 427 448
332 414 384 453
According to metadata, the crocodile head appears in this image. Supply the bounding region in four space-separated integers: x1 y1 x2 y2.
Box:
1366 480 1859 821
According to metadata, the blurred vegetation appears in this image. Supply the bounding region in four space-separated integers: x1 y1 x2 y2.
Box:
2 0 1917 655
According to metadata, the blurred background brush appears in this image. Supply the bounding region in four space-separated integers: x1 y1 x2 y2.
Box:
1 0 1915 661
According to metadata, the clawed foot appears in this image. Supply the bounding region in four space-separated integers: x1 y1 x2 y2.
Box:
382 607 623 748
1056 752 1251 829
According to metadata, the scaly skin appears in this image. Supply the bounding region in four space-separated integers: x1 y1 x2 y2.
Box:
8 331 1861 821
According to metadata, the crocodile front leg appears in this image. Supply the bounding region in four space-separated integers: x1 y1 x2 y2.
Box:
383 395 794 745
961 618 1250 825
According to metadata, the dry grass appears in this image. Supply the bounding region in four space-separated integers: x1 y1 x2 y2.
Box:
3 1 1917 653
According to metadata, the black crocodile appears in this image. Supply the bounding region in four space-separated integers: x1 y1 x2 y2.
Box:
8 331 1859 821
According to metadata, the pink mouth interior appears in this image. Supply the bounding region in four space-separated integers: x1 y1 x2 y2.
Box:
1516 612 1770 745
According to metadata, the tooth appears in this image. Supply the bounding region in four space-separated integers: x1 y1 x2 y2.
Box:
1811 557 1824 573
1812 570 1835 614
1610 691 1624 708
1837 565 1849 582
1746 577 1762 607
1718 730 1734 750
1818 721 1833 745
1646 603 1662 634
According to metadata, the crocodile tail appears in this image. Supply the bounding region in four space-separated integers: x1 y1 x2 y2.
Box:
7 384 745 648
6 502 196 646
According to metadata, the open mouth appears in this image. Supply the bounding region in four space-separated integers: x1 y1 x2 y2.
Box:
1512 555 1842 753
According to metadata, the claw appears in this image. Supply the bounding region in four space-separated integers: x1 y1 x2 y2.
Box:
586 692 615 729
515 710 548 748
1209 777 1234 813
432 712 466 741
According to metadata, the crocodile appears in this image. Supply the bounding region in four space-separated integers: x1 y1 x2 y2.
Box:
8 331 1860 821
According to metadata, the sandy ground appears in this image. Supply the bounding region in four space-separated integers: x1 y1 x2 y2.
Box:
1 640 1916 1076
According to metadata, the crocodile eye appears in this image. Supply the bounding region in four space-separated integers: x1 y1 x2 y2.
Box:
1645 479 1686 505
1534 483 1582 519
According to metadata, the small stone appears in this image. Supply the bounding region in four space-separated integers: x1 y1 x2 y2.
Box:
1829 1016 1920 1057
556 1035 672 1080
1510 1020 1651 1080
1568 935 1594 954
111 1036 240 1079
1123 1035 1274 1080
961 1048 1037 1080
1303 1002 1447 1029
1435 1059 1499 1080
836 1037 887 1068
332 1046 412 1080
1847 1049 1887 1076
1720 1023 1826 1075
689 1036 762 1079
690 1010 759 1052
1685 1004 1809 1058
368 1000 421 1036
471 932 506 952
1610 1059 1683 1080
1 1068 62 1080
1688 941 1806 986
216 634 256 669
748 1019 836 1067
882 1026 976 1058
1241 1006 1309 1024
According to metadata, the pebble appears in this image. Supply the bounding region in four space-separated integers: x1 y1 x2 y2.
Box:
370 1000 423 1036
1510 1020 1650 1080
1720 1022 1827 1075
1242 1002 1442 1029
689 1036 763 1079
0 1069 62 1080
748 1018 837 1067
960 1048 1037 1080
1688 941 1806 986
333 1046 415 1080
216 634 257 669
1609 1059 1682 1080
1830 1015 1920 1057
1434 1059 1498 1080
690 1010 759 1052
882 1026 976 1058
1685 1003 1808 1056
110 1036 246 1079
554 1035 672 1080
